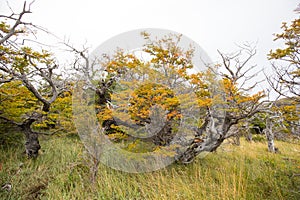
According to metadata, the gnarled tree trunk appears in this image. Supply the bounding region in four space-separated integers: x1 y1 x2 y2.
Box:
24 130 40 158
20 118 41 158
0 115 41 158
179 111 231 163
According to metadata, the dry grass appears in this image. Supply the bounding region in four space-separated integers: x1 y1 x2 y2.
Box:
0 135 299 199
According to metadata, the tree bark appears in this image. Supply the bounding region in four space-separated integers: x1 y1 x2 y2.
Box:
246 132 253 142
24 130 40 158
265 128 275 153
178 113 229 163
265 118 276 153
20 118 41 158
178 137 224 163
150 121 173 146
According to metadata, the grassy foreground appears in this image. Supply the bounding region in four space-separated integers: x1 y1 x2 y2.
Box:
0 135 299 200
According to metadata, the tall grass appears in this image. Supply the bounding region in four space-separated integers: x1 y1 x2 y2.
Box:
0 135 299 199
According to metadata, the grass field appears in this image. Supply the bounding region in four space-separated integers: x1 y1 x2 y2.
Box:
0 134 299 200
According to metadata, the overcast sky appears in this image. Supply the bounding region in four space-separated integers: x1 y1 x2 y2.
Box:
1 0 299 93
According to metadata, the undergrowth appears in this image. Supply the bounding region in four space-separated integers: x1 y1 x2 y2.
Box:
0 135 299 200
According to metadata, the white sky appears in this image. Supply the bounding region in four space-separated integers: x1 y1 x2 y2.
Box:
1 0 299 94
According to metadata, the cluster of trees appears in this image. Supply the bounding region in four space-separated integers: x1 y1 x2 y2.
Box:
0 2 299 164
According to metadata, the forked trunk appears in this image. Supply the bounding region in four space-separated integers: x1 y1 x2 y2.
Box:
179 114 229 163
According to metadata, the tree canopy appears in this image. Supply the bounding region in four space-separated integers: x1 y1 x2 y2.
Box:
268 18 300 101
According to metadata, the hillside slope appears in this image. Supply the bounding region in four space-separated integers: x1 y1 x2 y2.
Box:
0 135 299 200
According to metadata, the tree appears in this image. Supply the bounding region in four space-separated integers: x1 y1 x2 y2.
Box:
267 15 300 141
72 32 266 164
69 33 188 150
268 18 300 102
179 44 266 163
271 98 299 137
0 2 64 157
